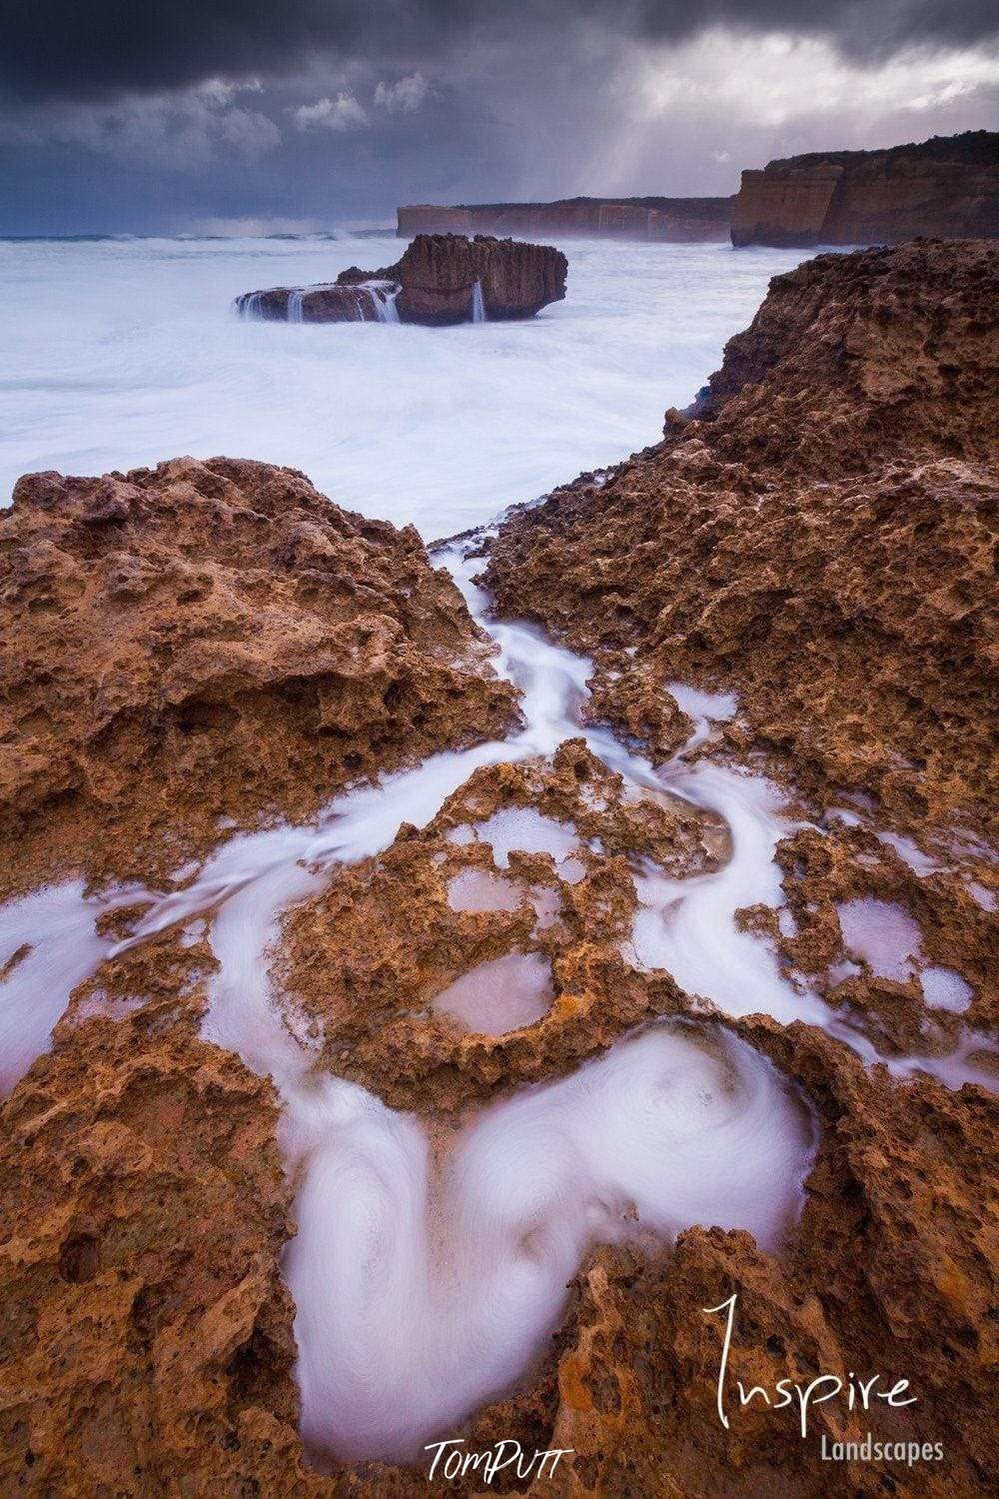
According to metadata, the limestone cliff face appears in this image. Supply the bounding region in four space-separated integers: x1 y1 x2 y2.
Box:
732 130 999 247
396 204 474 235
397 196 734 242
236 234 568 326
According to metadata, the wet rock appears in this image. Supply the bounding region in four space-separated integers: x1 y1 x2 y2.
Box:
0 952 318 1495
0 456 517 895
273 740 722 1111
767 820 997 1051
484 241 999 843
584 653 694 763
236 233 568 326
234 282 391 322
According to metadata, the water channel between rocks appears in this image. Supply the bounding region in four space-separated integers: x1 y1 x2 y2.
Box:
0 530 992 1464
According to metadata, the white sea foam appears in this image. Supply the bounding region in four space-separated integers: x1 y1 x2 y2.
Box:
624 765 829 1026
920 966 973 1013
464 808 579 869
0 880 144 1092
446 868 524 913
284 1022 815 1462
0 234 813 536
878 830 942 876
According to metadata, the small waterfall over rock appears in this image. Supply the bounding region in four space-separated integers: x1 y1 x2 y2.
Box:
235 291 264 320
287 289 307 323
470 279 486 323
369 283 401 324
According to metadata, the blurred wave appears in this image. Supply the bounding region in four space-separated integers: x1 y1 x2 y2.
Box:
0 233 811 537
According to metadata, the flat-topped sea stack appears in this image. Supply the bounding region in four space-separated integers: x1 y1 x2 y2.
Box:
731 129 999 247
397 196 734 242
235 233 568 326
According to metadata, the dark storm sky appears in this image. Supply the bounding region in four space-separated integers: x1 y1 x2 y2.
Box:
1 1 997 232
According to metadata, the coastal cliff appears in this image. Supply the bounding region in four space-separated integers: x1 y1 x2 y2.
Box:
731 130 999 246
398 195 734 242
399 131 999 251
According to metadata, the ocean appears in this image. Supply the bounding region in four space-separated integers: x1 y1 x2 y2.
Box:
0 232 811 538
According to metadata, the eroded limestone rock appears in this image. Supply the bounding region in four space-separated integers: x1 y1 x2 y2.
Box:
0 455 517 895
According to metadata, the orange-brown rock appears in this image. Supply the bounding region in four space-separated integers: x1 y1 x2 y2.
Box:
766 819 997 1052
731 130 999 247
584 651 693 763
0 934 452 1496
484 240 999 845
238 234 569 325
0 951 317 1496
502 1017 994 1499
0 455 517 896
274 739 725 1111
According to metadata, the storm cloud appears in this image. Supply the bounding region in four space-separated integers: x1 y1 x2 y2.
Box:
0 1 996 233
4 1 998 102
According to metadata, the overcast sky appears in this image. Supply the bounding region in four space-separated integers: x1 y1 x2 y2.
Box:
1 1 997 234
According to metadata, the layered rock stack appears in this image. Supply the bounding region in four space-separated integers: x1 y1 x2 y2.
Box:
235 233 568 326
390 232 567 323
731 129 999 246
